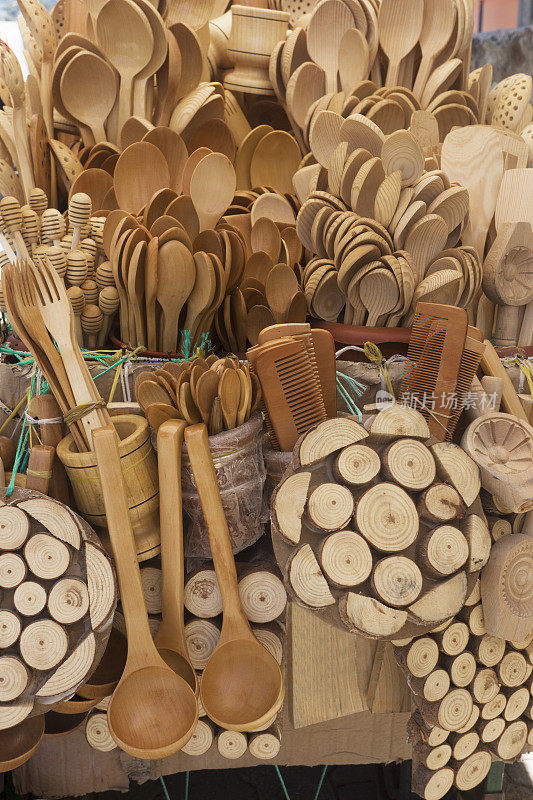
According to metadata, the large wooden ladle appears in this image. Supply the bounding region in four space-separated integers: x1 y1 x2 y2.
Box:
93 426 198 758
184 423 284 731
155 420 198 694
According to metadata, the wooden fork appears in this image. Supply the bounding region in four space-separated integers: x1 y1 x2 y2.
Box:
25 258 111 444
7 261 89 451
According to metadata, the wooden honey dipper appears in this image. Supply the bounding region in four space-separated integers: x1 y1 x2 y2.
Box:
28 188 48 219
80 238 97 275
41 209 64 247
60 233 74 254
95 261 115 290
66 250 88 287
69 193 92 250
21 207 39 256
97 286 119 347
81 279 98 306
67 285 85 347
46 246 67 278
81 303 104 349
0 197 30 260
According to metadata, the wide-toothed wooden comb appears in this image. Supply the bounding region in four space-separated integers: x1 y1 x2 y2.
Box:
401 303 468 440
258 323 337 418
252 339 328 451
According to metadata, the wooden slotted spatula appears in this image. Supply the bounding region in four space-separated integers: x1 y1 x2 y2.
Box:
400 302 468 441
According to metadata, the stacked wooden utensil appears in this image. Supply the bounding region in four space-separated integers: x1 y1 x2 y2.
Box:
247 322 337 450
134 356 261 434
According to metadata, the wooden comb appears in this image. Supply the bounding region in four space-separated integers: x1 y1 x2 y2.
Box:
401 303 468 440
258 323 337 418
253 339 328 451
447 331 486 439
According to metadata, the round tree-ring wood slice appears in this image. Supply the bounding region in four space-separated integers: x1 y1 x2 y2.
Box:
372 556 423 607
319 530 372 587
471 668 500 703
418 526 469 578
481 693 506 719
339 592 407 637
248 726 281 760
0 656 29 701
16 498 81 549
478 716 505 743
184 619 220 670
0 506 30 549
271 472 311 545
459 515 491 572
140 566 162 615
14 581 47 617
288 544 335 608
85 542 117 631
307 483 354 532
418 484 466 524
238 569 287 623
48 578 90 624
182 718 214 756
251 625 283 665
334 444 380 486
412 763 454 800
443 652 477 688
0 610 21 648
19 620 68 671
217 729 247 759
36 634 96 698
454 751 493 787
498 650 528 687
434 622 469 656
0 553 26 588
85 711 117 752
356 483 419 552
404 637 439 678
503 686 529 721
369 405 430 442
381 438 436 490
184 568 223 619
430 443 481 508
24 534 70 580
416 742 452 770
293 416 369 466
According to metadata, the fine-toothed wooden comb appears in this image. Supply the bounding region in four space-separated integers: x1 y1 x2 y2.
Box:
401 303 468 440
253 339 328 451
447 328 486 437
258 323 337 419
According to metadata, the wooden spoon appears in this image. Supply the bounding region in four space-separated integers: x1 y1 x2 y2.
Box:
412 0 456 101
155 420 198 693
143 126 188 193
130 0 167 118
0 715 44 770
184 424 284 730
189 152 236 231
195 368 220 425
96 0 154 133
306 0 353 94
146 404 182 430
60 51 118 144
218 368 240 430
93 426 198 759
378 0 423 87
114 141 170 214
157 240 196 351
338 28 369 95
183 251 216 342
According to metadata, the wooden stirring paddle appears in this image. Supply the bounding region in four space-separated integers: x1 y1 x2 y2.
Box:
184 424 284 731
93 426 198 759
155 420 198 692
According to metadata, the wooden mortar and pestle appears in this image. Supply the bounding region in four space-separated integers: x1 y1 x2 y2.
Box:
184 423 284 731
93 426 198 759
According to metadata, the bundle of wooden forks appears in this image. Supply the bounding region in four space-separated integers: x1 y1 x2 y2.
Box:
3 256 112 452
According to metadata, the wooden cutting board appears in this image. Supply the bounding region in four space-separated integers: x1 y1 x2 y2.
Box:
289 601 377 728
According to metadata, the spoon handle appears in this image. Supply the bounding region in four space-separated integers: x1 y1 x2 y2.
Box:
156 420 188 652
184 423 251 639
93 426 157 665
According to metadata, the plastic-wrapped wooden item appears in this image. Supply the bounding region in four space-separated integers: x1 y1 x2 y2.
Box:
0 488 116 730
271 410 486 640
181 414 267 557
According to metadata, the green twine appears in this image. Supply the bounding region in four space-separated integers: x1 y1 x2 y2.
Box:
274 765 328 800
159 777 171 800
336 371 365 421
159 772 189 800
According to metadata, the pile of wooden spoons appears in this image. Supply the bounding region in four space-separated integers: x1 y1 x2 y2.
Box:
134 356 261 434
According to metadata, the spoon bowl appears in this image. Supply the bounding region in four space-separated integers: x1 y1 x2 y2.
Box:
0 714 44 770
108 665 198 757
201 638 283 730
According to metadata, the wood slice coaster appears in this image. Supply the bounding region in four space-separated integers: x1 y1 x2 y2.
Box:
0 488 116 730
271 410 485 640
